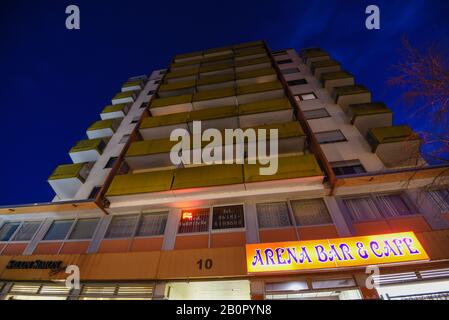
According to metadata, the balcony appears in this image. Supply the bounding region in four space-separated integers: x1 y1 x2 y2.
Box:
320 71 354 93
149 94 193 116
106 169 175 197
333 85 371 112
121 79 145 92
234 47 267 60
301 48 330 66
158 79 196 97
86 119 120 139
139 112 189 140
234 56 271 72
236 67 277 85
100 103 130 120
172 164 244 194
189 105 239 131
170 59 201 71
164 67 199 83
238 97 294 127
174 51 203 63
192 87 236 109
243 154 323 191
203 47 233 59
69 138 107 163
232 40 264 50
48 163 91 199
367 125 422 168
199 61 234 76
111 91 137 105
125 139 179 171
245 121 306 158
347 103 393 137
237 81 284 104
310 60 341 78
196 73 235 91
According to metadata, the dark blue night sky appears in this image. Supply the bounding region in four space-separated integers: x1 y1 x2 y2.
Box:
0 0 448 205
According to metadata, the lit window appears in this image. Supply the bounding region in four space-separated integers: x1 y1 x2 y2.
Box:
136 212 168 237
106 215 138 238
315 130 347 144
43 220 75 241
290 199 333 226
0 222 21 241
303 108 330 120
12 221 41 241
297 92 317 101
212 205 245 230
178 208 209 233
69 218 100 240
257 202 292 228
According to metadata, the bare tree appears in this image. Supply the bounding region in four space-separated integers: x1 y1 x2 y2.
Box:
389 37 449 164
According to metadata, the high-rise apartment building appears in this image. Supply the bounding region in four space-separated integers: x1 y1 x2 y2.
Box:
1 40 449 300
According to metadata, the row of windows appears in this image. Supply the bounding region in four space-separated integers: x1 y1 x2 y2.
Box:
1 191 448 243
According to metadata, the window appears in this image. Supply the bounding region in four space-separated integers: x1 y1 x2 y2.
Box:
296 92 317 101
106 215 139 238
212 205 245 230
342 193 413 221
331 160 366 176
43 220 75 241
257 202 292 228
281 68 300 75
303 108 330 120
343 196 382 221
290 199 333 226
119 134 130 144
159 70 166 75
88 186 102 199
130 116 140 124
12 221 41 241
147 90 156 95
104 157 118 169
178 208 209 233
427 189 449 213
272 50 287 56
139 102 147 109
277 59 293 64
0 222 20 241
315 130 347 144
68 218 100 240
136 212 168 236
287 79 308 86
153 80 161 84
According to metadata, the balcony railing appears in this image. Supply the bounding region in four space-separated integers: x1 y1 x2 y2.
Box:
348 102 393 137
367 125 420 150
237 81 283 95
111 91 137 104
106 170 175 196
121 79 144 92
100 103 129 120
48 163 87 181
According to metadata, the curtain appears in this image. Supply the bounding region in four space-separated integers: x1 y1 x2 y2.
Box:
290 199 332 226
106 215 138 238
343 197 382 221
257 202 291 228
13 221 41 241
376 194 412 217
136 212 168 236
428 189 449 213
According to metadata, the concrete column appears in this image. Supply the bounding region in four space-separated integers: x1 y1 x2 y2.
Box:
161 208 181 250
244 203 259 244
152 281 168 300
324 196 353 236
0 282 13 300
354 272 380 300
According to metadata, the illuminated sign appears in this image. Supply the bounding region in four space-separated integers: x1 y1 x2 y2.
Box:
246 232 429 274
182 211 193 220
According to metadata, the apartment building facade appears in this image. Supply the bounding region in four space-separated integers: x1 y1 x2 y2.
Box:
1 40 449 300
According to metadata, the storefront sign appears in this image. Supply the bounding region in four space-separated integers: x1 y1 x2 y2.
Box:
6 260 64 270
246 232 429 274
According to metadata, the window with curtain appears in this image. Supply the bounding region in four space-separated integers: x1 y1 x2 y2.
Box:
178 208 210 234
43 220 75 241
256 202 292 228
212 205 245 230
68 218 100 240
0 222 21 241
427 189 449 213
105 215 138 239
136 212 168 237
12 221 41 241
375 194 413 217
342 197 383 221
290 199 333 226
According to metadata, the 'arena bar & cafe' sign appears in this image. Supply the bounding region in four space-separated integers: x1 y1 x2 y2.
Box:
246 232 429 274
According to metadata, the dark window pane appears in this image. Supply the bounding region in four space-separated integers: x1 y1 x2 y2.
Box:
43 220 74 240
104 157 118 169
287 79 307 86
212 205 245 230
0 222 20 241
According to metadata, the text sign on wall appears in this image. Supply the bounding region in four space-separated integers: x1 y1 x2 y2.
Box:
246 232 429 274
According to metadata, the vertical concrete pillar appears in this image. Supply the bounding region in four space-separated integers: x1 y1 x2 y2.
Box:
152 281 168 300
354 272 380 300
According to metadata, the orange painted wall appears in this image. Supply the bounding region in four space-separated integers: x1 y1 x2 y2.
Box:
297 225 339 240
211 232 246 248
33 242 62 255
60 241 90 254
1 243 28 255
388 216 431 233
98 239 132 253
259 227 298 243
130 237 164 252
174 234 209 250
352 220 392 236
